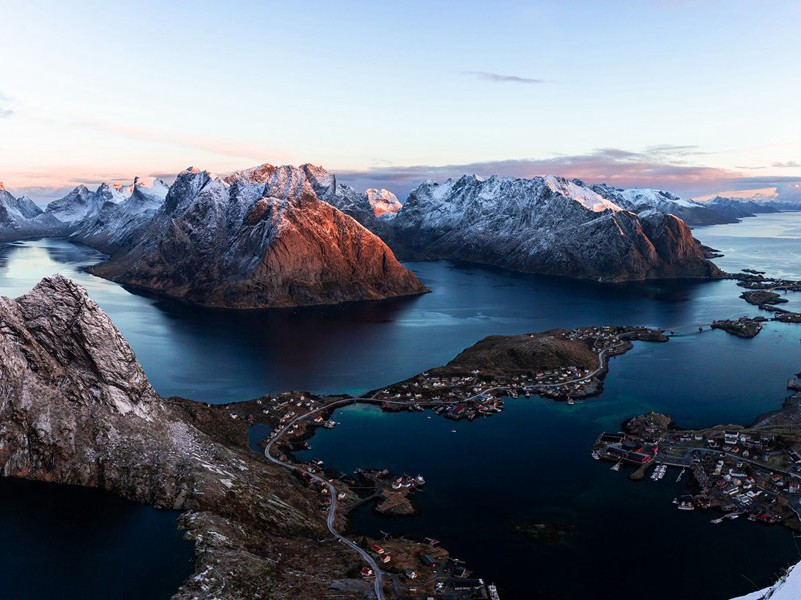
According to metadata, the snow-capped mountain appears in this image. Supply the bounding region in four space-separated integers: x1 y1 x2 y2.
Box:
0 182 41 222
703 192 801 214
384 174 721 282
0 182 47 241
261 163 403 229
71 177 169 252
591 184 738 226
89 165 427 308
702 196 780 220
365 188 403 217
44 185 105 229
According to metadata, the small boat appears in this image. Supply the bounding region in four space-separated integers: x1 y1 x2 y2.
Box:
567 397 575 405
611 461 621 472
591 450 601 460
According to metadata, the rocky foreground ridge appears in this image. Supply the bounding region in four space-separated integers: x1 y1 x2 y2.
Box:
0 275 372 598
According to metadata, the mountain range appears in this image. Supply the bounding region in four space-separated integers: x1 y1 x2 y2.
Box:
2 163 782 306
352 174 722 281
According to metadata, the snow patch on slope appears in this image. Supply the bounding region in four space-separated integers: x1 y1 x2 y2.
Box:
731 560 801 600
544 175 622 212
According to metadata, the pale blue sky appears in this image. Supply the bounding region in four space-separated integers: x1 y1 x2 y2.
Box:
0 0 799 199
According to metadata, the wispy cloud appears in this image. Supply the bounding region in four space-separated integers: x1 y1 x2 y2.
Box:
75 117 280 162
463 71 547 84
771 161 801 168
0 90 13 118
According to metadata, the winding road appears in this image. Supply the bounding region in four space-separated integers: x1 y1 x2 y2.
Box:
261 340 629 599
264 399 387 600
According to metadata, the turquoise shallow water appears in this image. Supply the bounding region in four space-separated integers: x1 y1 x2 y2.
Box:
0 211 800 598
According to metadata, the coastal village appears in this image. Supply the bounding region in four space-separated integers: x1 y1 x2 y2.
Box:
370 325 668 414
592 403 801 527
589 269 801 532
229 268 801 598
226 325 670 598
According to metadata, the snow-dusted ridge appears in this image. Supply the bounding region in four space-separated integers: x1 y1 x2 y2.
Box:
383 173 722 281
731 559 801 600
544 175 622 212
591 183 740 226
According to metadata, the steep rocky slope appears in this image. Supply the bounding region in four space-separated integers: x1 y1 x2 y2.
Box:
89 165 426 308
0 276 365 598
384 175 722 282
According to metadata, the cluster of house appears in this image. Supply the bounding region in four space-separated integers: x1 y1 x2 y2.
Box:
434 396 505 421
311 414 337 428
599 433 657 464
603 420 801 523
704 430 789 462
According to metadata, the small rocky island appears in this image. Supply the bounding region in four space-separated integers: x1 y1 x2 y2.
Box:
741 290 789 306
711 317 766 338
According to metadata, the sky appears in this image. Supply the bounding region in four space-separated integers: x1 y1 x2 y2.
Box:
0 0 800 202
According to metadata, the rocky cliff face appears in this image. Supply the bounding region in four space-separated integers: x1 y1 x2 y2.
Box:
384 174 721 281
0 276 363 598
365 188 403 217
89 165 427 308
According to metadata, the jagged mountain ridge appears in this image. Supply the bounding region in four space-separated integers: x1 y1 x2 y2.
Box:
1 164 729 291
591 183 739 226
0 182 44 239
703 195 782 220
89 165 427 308
382 174 722 281
71 177 169 252
0 178 168 242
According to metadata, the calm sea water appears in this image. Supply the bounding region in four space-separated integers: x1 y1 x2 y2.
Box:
0 211 800 598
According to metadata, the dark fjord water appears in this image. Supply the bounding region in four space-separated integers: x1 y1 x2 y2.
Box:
1 211 800 599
